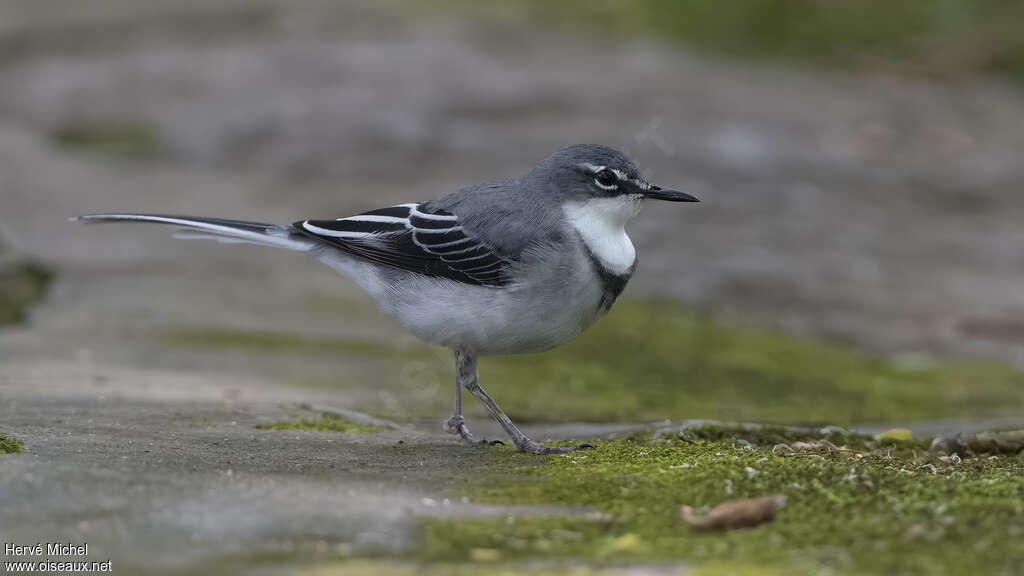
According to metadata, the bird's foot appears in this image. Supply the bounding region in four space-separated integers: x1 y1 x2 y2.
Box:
514 439 594 455
442 414 505 446
444 415 504 446
443 414 466 435
444 414 475 443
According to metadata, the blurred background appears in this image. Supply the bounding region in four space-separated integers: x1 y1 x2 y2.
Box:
2 0 1024 572
4 0 1024 414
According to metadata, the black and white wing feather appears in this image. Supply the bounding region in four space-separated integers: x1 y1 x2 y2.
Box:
294 204 509 287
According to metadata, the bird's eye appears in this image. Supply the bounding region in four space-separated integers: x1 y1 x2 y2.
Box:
595 169 617 187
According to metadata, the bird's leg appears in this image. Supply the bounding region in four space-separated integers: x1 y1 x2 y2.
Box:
456 349 592 455
444 364 477 444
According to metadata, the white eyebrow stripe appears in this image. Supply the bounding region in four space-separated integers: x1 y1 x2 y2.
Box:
629 178 652 191
302 221 373 238
336 215 408 223
581 164 649 189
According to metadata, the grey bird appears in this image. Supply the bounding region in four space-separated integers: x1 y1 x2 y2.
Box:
74 144 699 454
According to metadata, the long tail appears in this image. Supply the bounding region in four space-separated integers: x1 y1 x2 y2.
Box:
73 213 315 252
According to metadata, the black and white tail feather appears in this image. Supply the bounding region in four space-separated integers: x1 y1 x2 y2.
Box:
74 203 510 287
73 214 314 251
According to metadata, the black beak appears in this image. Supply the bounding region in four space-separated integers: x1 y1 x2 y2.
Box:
643 185 700 202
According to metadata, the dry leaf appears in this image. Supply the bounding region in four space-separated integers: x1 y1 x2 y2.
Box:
680 494 786 530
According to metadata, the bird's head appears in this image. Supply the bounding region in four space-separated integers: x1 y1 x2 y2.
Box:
529 144 699 207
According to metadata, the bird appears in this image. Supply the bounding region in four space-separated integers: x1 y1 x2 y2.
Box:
74 144 699 454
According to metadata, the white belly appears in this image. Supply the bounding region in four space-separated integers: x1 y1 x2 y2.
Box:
321 243 609 355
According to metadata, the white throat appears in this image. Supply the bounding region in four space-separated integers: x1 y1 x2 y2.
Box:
563 196 640 276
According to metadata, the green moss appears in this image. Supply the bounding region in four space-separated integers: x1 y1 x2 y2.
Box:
0 260 53 325
414 431 1024 575
690 562 795 576
431 0 1024 82
0 433 24 454
255 413 385 433
297 559 629 575
479 301 1024 425
51 122 163 158
161 301 1024 426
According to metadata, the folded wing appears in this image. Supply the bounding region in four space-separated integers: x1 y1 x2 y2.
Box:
294 203 508 287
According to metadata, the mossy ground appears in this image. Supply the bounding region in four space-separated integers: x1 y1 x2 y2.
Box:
0 252 51 457
409 427 1024 576
164 301 1024 574
255 413 386 433
50 121 163 158
0 260 53 325
297 559 683 575
0 433 25 454
164 300 1024 426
